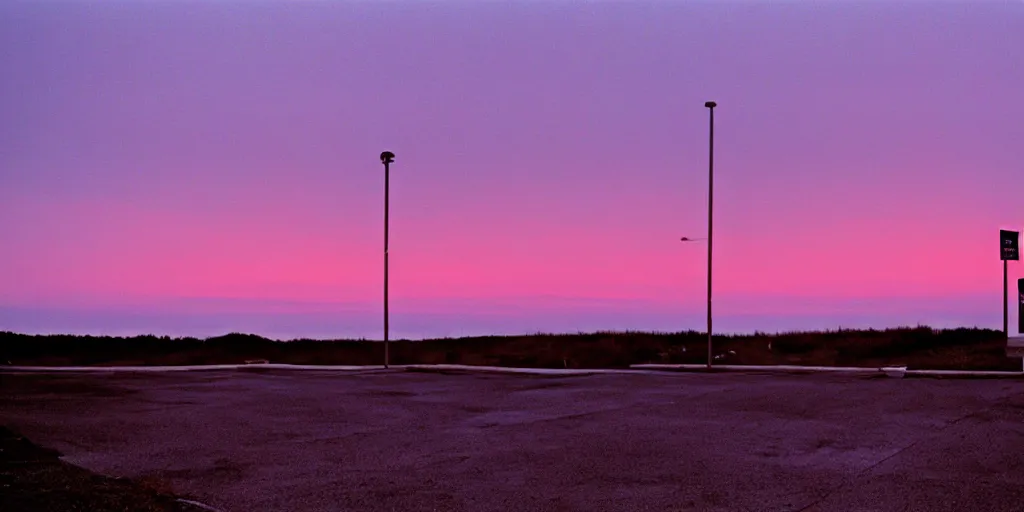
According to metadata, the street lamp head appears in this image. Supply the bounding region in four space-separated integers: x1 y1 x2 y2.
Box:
380 151 395 165
704 101 717 109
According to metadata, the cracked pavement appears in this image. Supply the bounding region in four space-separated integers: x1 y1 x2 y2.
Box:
2 369 1024 511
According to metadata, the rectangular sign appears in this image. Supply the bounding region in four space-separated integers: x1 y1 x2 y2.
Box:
1001 230 1019 261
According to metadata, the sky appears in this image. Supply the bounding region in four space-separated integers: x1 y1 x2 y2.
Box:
1 0 1022 340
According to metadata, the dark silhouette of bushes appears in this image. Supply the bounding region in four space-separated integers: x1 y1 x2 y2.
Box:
0 327 1017 371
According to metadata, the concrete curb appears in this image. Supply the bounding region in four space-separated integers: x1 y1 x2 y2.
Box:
630 363 1024 379
403 364 644 376
0 363 396 373
3 363 1022 379
0 363 637 376
630 363 880 373
905 369 1024 379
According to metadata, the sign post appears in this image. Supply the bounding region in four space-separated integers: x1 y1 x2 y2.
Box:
1001 230 1020 338
1018 278 1024 335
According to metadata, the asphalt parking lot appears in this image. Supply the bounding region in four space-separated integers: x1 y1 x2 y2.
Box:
3 369 1024 512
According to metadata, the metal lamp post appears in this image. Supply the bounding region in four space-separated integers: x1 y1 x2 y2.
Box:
704 101 717 369
380 151 395 368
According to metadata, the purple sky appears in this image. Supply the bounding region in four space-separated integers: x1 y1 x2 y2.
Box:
1 1 1022 339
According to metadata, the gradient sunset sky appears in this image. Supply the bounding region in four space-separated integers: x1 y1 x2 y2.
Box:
1 1 1022 340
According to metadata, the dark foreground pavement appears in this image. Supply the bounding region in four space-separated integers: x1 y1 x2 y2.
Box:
2 369 1024 512
0 425 208 512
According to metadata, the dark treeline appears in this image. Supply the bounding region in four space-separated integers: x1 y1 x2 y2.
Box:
0 327 1015 371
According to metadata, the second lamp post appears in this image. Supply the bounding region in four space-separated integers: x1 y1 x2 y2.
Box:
380 150 395 368
704 101 716 369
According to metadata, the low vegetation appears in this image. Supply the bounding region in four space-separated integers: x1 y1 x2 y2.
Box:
0 327 1019 371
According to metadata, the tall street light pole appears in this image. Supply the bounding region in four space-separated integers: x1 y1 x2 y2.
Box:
380 151 395 368
704 101 716 369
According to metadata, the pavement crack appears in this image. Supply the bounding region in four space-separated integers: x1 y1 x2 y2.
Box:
485 386 743 429
792 406 985 512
